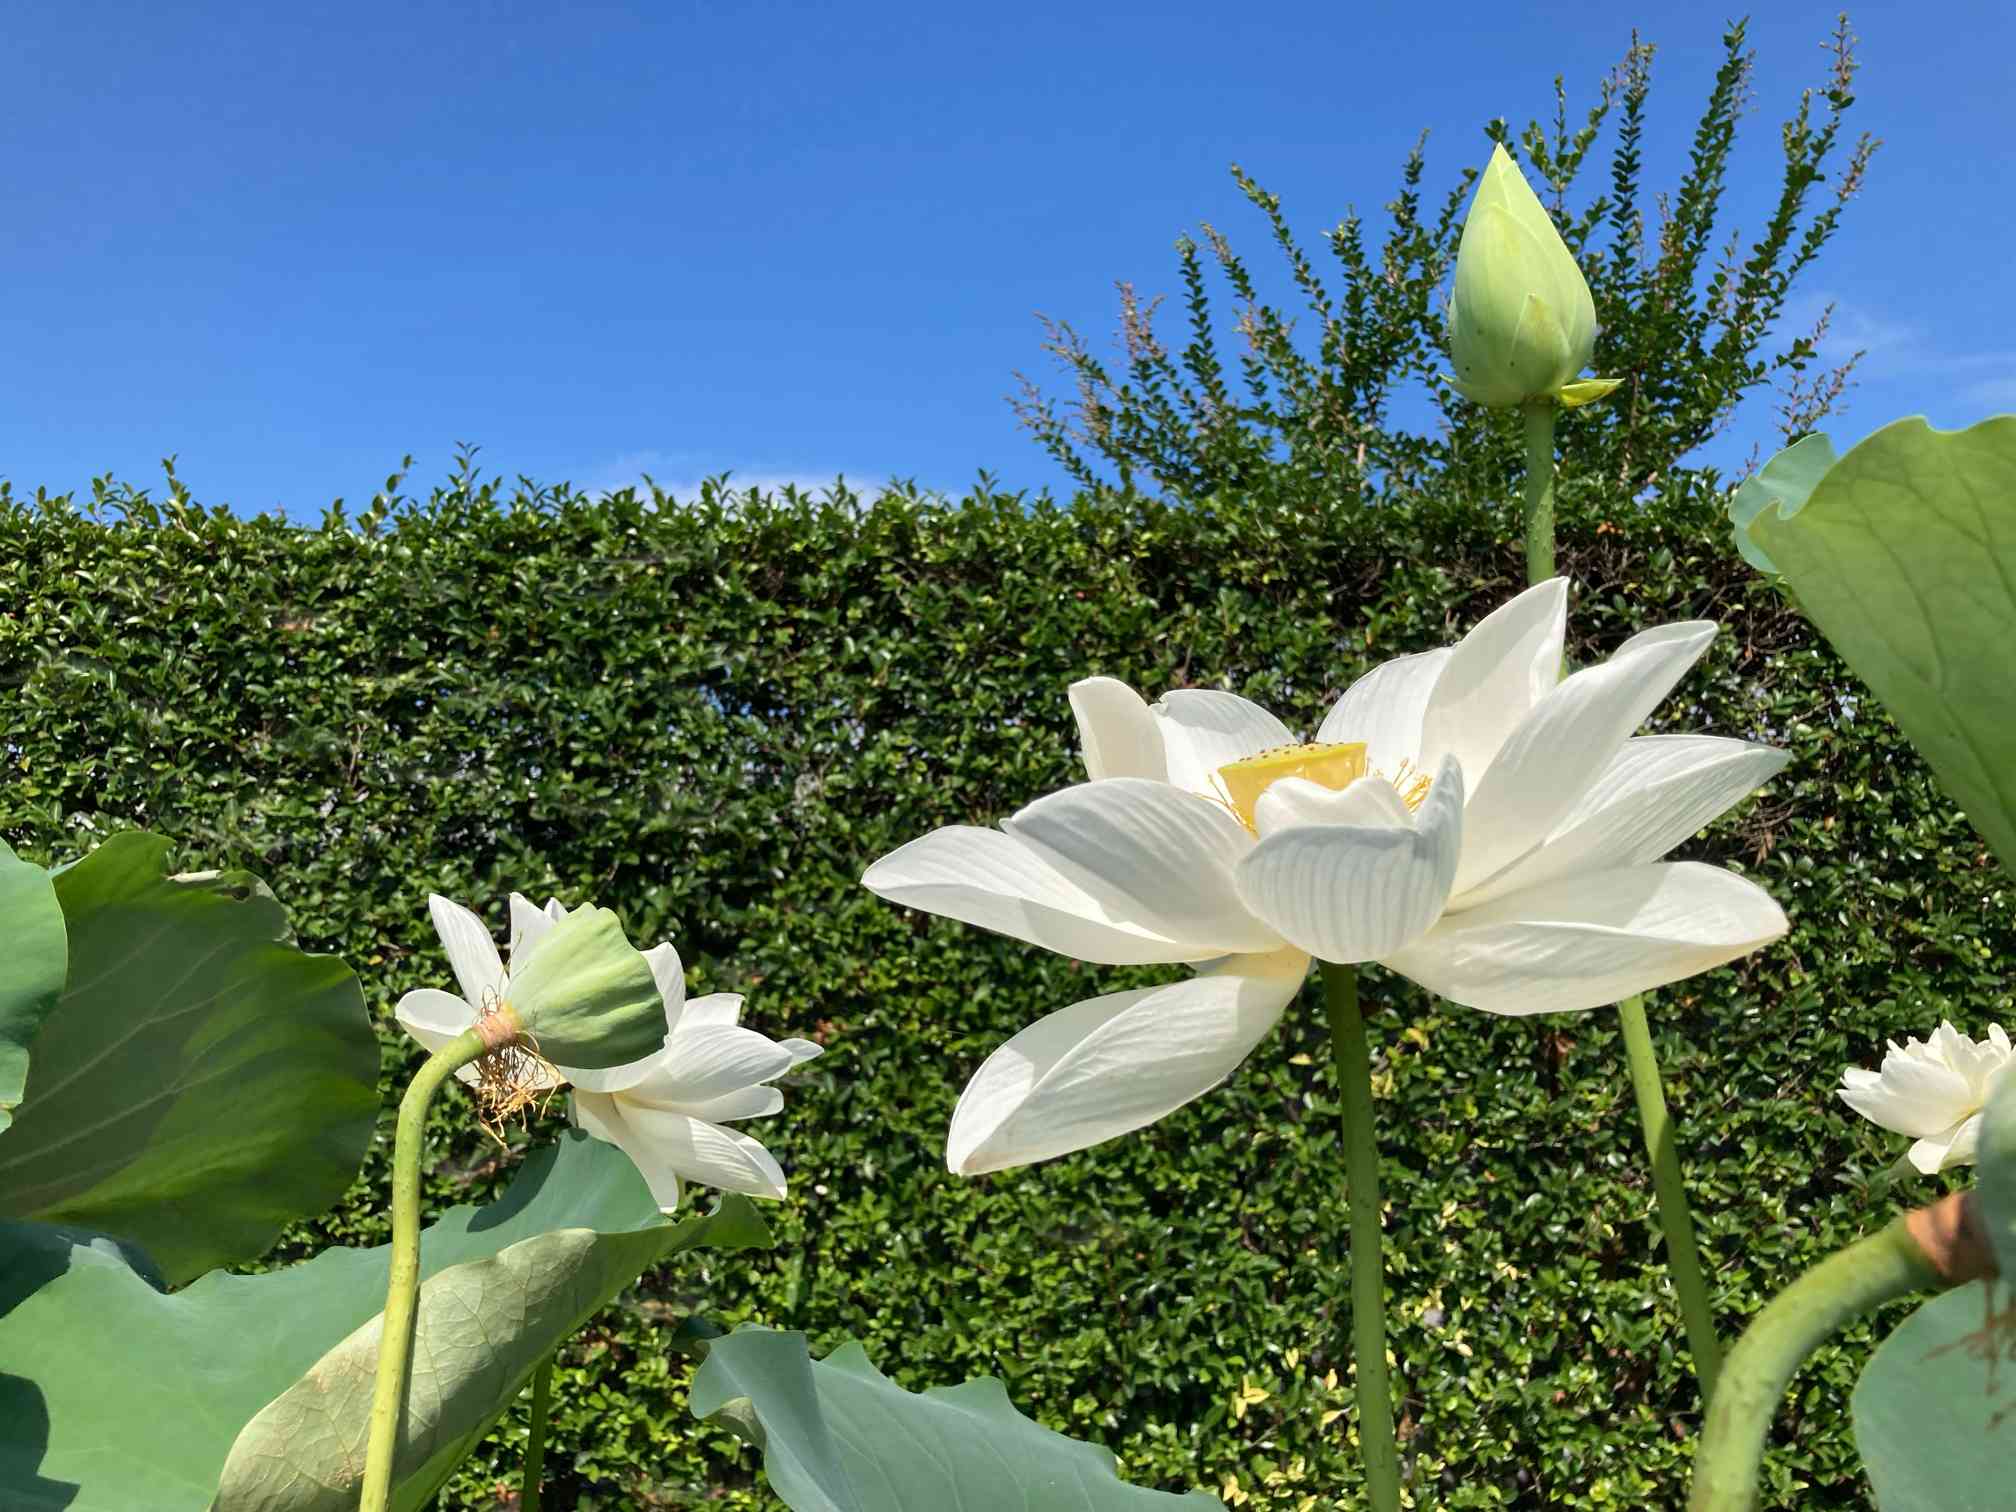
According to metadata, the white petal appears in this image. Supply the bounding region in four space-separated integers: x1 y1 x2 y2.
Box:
645 942 687 1025
1069 676 1167 783
615 1105 789 1199
627 1024 799 1107
680 992 744 1028
1150 690 1295 799
1252 772 1412 838
1930 1113 1985 1170
945 949 1308 1174
573 1091 682 1210
1381 861 1786 1015
428 894 506 1010
681 1085 786 1122
1002 779 1280 956
1840 1051 1974 1138
864 823 1221 965
1236 756 1464 964
558 1041 675 1095
1417 578 1568 788
542 896 567 921
1316 648 1453 776
1451 622 1718 894
508 893 561 968
394 988 485 1087
1456 736 1790 907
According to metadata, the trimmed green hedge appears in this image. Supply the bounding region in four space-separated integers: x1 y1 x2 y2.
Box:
1 471 2001 1509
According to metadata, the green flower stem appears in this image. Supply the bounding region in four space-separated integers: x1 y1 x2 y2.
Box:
1521 400 1557 583
1521 398 1725 1401
1687 1218 1941 1511
522 1353 555 1512
360 1024 491 1512
1321 962 1401 1512
1618 996 1724 1398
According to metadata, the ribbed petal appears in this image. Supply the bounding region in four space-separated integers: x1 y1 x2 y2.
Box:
1417 579 1567 790
1001 778 1281 957
428 894 506 1009
572 1091 681 1211
1252 772 1412 838
1456 735 1789 907
615 1104 789 1199
507 892 564 968
1150 690 1295 798
624 1024 800 1108
1840 1054 1974 1138
1069 676 1168 782
1315 648 1451 776
1381 861 1786 1016
393 987 488 1088
645 941 687 1023
679 992 744 1029
1451 621 1717 894
680 1085 786 1122
944 948 1308 1174
1236 756 1464 963
863 823 1221 965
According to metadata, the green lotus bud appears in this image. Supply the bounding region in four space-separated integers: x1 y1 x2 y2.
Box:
1447 144 1613 409
500 903 664 1071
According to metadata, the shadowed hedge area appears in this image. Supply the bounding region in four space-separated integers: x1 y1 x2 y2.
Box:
0 469 2001 1509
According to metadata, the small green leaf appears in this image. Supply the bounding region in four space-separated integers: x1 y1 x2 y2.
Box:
1727 430 1839 575
0 840 67 1137
1851 1280 2015 1510
0 1131 769 1511
0 832 377 1283
691 1327 1220 1510
1555 377 1623 409
1751 416 2016 873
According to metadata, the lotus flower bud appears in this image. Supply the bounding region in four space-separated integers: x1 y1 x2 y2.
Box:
1447 144 1618 410
499 903 665 1071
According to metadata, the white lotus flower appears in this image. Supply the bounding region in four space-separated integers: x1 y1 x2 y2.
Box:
863 578 1789 1174
1838 1021 2014 1174
396 892 821 1210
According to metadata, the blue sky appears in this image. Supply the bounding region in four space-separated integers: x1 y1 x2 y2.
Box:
3 2 2009 513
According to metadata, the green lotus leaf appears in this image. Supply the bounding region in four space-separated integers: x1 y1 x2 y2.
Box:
0 831 377 1284
1750 416 2016 875
0 1131 769 1511
1976 1071 2016 1279
0 839 67 1137
691 1326 1219 1511
1851 1279 2014 1511
1727 429 1840 575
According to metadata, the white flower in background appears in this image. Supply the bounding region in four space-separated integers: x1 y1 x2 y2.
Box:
1838 1021 2014 1174
396 892 821 1210
863 578 1789 1174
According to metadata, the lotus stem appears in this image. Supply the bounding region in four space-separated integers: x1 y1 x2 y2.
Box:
1686 1216 1942 1510
1321 962 1401 1512
522 1353 555 1512
360 1024 492 1512
1619 996 1724 1400
1521 400 1557 584
1520 402 1725 1401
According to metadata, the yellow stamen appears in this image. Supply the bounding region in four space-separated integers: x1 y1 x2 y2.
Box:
1385 757 1433 813
1217 741 1369 831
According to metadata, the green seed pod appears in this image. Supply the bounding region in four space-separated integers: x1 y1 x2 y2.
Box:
1447 144 1613 410
502 903 665 1071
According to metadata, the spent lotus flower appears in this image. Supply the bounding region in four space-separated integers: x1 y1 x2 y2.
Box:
863 578 1789 1174
1838 1020 2014 1174
396 892 821 1210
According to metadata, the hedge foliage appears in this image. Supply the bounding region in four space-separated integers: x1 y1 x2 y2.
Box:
1 464 2003 1510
